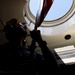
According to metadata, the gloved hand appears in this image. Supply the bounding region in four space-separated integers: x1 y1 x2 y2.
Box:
30 30 43 43
28 40 37 49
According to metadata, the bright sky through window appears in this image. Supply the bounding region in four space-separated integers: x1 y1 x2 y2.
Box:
29 0 73 21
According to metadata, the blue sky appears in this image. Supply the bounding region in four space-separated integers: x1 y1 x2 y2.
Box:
29 0 73 21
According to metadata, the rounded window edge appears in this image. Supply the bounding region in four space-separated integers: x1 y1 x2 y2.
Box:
23 0 75 35
23 0 75 27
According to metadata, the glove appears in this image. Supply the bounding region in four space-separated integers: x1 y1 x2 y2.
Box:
30 30 43 43
28 40 37 49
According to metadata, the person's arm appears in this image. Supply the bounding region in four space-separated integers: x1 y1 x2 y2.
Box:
30 30 60 67
28 40 36 57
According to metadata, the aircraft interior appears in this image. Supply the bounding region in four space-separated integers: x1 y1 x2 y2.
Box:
0 0 75 74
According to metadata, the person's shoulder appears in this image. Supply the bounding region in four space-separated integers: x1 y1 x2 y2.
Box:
2 42 16 51
3 42 11 47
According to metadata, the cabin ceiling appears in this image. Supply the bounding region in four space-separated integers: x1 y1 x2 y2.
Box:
0 0 75 49
0 0 26 24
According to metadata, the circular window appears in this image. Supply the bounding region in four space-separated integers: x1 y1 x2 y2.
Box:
29 0 73 21
23 0 75 35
